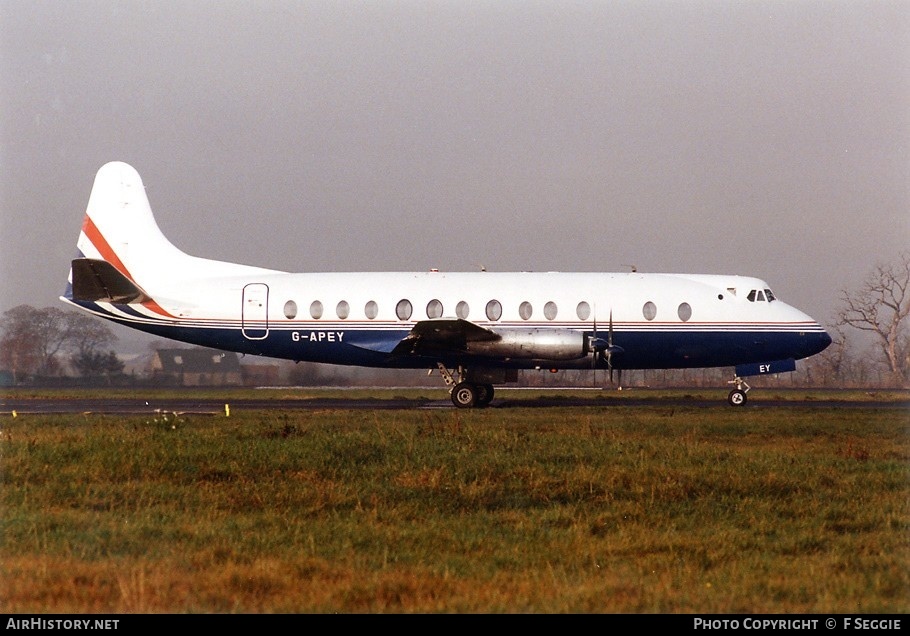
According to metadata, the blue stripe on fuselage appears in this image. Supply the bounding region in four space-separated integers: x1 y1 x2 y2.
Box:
72 302 830 371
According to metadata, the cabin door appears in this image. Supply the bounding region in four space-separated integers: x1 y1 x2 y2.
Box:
242 283 269 340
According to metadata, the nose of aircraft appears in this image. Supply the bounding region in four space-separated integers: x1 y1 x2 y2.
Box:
786 304 833 359
813 328 833 356
796 316 832 358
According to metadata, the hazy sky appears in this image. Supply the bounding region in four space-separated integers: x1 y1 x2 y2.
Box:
2 0 908 349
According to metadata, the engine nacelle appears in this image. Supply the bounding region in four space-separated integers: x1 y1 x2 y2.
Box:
465 328 587 360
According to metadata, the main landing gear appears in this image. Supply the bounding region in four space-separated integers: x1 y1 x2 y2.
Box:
451 381 494 408
437 363 495 408
727 375 751 406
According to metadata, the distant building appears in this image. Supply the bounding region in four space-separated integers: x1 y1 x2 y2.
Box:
150 348 242 386
241 362 281 387
118 351 155 378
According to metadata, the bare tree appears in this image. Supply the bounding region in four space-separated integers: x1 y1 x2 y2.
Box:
0 305 78 378
0 305 118 382
65 311 117 360
837 252 910 386
33 307 77 375
805 325 874 388
0 305 42 382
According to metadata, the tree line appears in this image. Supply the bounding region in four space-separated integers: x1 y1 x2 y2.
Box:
3 253 908 388
0 305 122 383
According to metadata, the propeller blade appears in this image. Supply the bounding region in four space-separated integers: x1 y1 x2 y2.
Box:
592 314 597 387
608 309 614 347
602 310 626 387
588 306 621 389
608 310 614 384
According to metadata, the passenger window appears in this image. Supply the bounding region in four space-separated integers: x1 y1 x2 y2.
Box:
365 300 378 320
310 300 323 320
396 299 412 320
456 301 470 319
643 301 657 321
519 301 533 320
544 301 557 321
576 301 591 321
284 300 297 320
678 302 692 322
336 300 350 319
426 299 443 319
486 300 502 321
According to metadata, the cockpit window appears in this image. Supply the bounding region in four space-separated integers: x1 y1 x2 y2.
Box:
747 288 775 302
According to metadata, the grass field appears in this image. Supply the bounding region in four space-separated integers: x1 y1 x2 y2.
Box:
1 401 908 613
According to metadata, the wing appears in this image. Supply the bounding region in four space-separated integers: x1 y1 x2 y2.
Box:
390 318 499 356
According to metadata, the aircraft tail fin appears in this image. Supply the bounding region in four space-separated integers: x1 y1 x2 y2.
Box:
62 161 281 306
63 161 194 301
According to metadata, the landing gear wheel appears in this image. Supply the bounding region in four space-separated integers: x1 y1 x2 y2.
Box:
728 389 747 407
476 384 494 407
451 382 477 408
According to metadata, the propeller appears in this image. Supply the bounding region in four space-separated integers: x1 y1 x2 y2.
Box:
607 311 614 383
588 308 607 387
589 309 624 388
590 314 601 387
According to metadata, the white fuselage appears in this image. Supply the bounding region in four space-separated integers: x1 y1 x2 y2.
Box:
62 161 832 401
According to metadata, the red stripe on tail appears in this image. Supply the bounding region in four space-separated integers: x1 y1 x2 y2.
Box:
81 215 132 279
80 215 173 318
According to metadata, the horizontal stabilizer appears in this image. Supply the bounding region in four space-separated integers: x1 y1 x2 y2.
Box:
735 358 796 378
70 258 151 304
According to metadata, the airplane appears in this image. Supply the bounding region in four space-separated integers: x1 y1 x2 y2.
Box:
60 161 832 408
